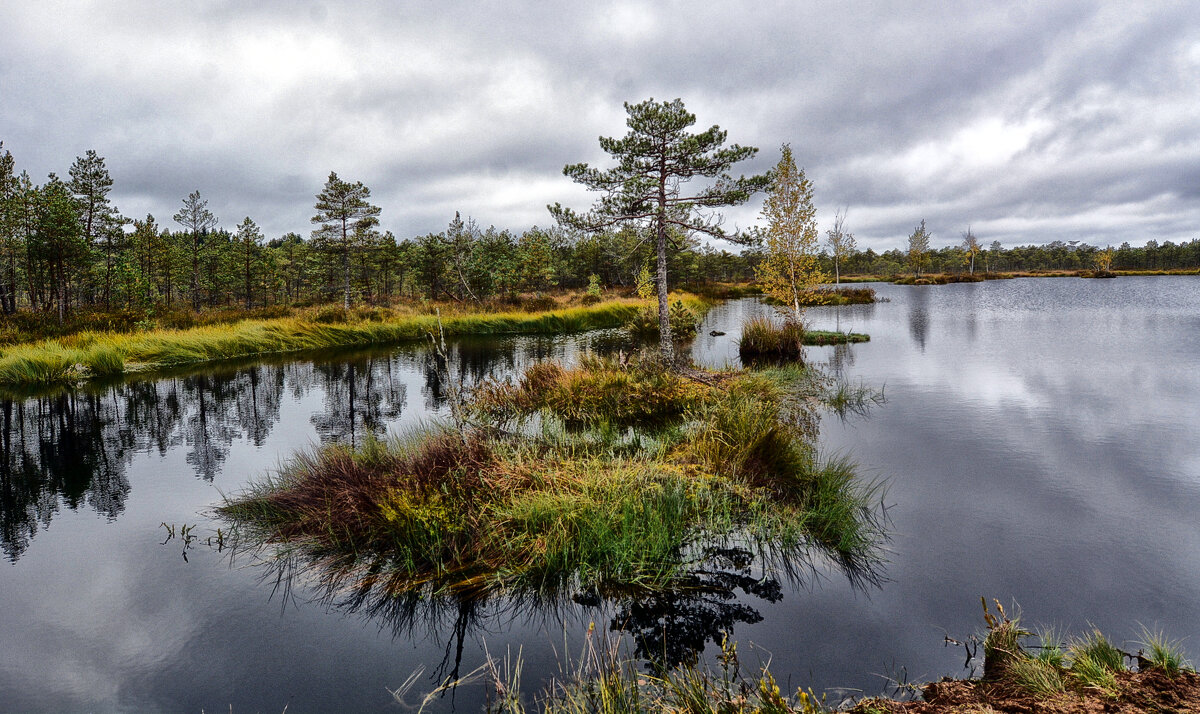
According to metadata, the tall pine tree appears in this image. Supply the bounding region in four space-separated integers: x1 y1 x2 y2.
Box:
551 98 767 359
311 172 381 309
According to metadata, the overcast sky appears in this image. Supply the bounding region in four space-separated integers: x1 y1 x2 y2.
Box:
3 1 1198 251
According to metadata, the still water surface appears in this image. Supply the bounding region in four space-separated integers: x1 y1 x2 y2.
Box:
1 276 1198 712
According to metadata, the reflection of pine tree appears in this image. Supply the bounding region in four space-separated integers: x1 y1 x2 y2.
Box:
234 367 285 447
183 375 237 481
607 547 782 668
311 356 406 446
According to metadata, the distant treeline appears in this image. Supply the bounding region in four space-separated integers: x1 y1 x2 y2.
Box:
841 239 1200 277
1 144 1197 319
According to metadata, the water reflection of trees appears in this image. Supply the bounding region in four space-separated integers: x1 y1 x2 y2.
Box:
0 337 597 562
0 393 132 561
907 288 930 350
237 539 880 681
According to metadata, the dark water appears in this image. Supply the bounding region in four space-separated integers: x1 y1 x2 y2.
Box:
2 277 1198 711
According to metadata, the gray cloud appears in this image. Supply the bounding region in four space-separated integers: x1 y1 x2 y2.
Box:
2 1 1197 251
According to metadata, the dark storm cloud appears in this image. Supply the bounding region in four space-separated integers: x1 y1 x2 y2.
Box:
2 1 1197 250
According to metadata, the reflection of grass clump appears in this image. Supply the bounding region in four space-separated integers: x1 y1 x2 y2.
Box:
220 355 885 595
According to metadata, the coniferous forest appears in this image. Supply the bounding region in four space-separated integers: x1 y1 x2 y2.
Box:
1 141 1197 327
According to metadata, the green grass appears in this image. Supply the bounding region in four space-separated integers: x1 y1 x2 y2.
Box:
1008 656 1067 696
849 611 1200 711
1070 629 1125 672
473 354 709 429
801 330 870 346
1138 626 1191 677
220 355 886 596
396 633 828 714
0 298 652 386
739 316 807 361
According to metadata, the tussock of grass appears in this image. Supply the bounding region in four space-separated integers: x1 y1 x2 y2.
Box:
221 355 886 595
739 316 806 362
1070 629 1125 673
1008 656 1067 696
399 633 828 714
221 427 834 592
1138 626 1190 677
473 355 707 429
738 316 869 363
0 299 649 386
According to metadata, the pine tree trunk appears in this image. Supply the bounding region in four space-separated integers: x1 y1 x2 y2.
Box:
191 235 200 311
655 166 673 362
342 223 351 310
656 223 672 361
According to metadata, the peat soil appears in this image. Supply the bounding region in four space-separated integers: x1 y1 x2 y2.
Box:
853 670 1200 713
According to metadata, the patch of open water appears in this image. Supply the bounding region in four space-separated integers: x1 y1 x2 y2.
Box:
1 276 1198 711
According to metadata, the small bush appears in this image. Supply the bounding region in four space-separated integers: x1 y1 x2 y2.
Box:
580 294 602 306
625 300 699 341
312 305 348 324
521 295 557 312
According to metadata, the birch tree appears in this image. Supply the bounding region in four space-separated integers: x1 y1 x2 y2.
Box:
755 144 825 323
824 208 856 285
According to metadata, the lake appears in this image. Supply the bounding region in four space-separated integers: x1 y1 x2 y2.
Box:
1 276 1198 712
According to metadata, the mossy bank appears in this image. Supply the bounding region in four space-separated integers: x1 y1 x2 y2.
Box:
0 295 709 387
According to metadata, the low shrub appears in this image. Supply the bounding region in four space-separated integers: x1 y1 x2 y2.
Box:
521 295 557 312
312 305 349 324
625 300 699 341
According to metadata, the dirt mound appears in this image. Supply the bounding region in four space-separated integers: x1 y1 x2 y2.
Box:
853 670 1200 713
